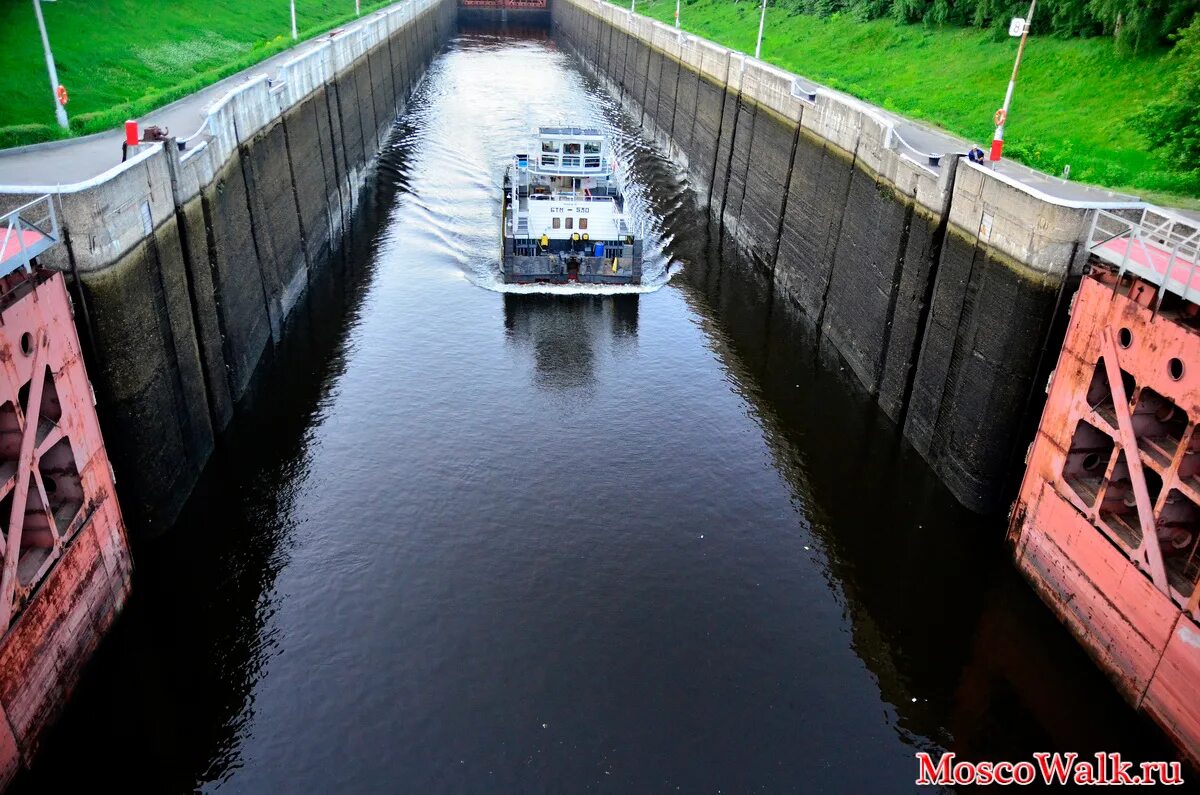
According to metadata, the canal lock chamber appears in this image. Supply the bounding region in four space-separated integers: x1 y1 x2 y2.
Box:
2 5 1185 791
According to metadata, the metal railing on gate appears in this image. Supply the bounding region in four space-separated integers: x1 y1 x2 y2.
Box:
1088 207 1200 306
0 196 59 278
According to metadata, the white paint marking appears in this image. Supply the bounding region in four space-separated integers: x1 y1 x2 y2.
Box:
1177 624 1200 649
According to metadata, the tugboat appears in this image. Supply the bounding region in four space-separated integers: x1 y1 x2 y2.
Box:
501 127 642 285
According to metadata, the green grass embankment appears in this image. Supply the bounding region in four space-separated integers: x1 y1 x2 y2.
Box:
0 0 397 148
616 0 1199 204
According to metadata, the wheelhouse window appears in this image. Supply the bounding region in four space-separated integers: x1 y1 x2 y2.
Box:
565 217 573 229
541 154 557 167
584 141 601 154
552 218 561 229
562 156 580 167
564 142 581 155
579 218 588 230
542 141 559 153
584 156 600 168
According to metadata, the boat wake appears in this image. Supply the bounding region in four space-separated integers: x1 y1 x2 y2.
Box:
380 34 690 296
469 264 679 295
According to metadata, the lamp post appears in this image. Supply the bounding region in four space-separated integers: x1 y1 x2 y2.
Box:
990 0 1037 163
754 0 767 60
356 0 361 15
630 0 635 13
675 0 680 28
290 0 298 40
32 0 68 130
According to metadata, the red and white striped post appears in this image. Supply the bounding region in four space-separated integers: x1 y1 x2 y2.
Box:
990 0 1037 163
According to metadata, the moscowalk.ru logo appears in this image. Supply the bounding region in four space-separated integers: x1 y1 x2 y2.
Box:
915 751 1184 787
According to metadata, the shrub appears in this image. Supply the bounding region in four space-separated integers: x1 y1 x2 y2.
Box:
0 124 61 149
1133 17 1200 167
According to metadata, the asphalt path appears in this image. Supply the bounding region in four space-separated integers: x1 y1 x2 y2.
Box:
0 31 344 187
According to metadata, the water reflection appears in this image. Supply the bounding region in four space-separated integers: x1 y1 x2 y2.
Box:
503 294 638 391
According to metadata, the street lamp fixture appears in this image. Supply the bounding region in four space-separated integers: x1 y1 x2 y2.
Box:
32 0 68 130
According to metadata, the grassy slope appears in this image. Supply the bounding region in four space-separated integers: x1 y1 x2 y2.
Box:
0 0 396 144
618 0 1198 203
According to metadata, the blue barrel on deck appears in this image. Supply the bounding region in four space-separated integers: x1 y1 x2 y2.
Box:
593 242 605 258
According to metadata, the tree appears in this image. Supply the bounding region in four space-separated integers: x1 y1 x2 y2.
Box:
1133 16 1200 166
1088 0 1200 51
765 0 1199 44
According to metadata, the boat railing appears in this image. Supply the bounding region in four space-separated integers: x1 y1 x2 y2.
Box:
527 193 615 202
529 159 612 177
511 238 627 258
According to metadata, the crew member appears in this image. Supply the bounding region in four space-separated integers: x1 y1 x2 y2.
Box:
967 144 986 165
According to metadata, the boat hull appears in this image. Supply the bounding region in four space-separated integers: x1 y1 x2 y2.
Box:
502 252 642 285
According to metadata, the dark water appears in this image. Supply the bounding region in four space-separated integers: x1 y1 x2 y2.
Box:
16 28 1172 793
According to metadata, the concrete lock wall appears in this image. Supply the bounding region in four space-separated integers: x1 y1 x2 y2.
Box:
553 0 1117 514
0 0 456 534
